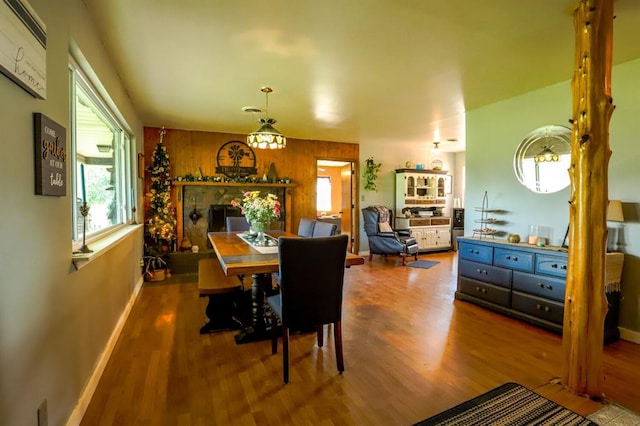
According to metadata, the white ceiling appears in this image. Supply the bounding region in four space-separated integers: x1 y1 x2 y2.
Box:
83 0 640 153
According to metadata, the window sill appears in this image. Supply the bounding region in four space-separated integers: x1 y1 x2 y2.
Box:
72 224 143 270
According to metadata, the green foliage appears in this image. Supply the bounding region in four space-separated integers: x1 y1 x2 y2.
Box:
363 157 382 191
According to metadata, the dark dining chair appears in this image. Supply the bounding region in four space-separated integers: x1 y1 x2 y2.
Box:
267 234 349 384
311 220 338 237
225 216 250 232
297 218 316 237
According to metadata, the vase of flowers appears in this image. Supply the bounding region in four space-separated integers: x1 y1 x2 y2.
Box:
232 191 281 245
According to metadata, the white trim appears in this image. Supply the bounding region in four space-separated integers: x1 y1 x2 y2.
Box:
65 275 144 426
619 327 640 344
72 224 142 269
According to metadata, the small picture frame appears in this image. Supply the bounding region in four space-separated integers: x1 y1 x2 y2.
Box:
137 153 144 179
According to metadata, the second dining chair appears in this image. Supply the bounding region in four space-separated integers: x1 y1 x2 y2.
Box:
226 216 250 232
267 234 349 384
311 220 338 237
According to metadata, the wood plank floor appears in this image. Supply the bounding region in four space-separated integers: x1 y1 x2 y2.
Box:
80 251 640 425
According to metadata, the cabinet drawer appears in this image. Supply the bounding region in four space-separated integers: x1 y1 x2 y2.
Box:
458 242 493 264
494 248 534 273
512 291 564 324
431 218 450 226
513 271 566 302
459 277 511 308
410 219 431 227
536 254 568 278
459 259 512 288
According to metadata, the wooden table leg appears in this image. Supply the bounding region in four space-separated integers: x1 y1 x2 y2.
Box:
234 273 272 344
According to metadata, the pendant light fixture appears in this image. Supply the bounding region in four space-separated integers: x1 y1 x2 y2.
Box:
432 141 441 155
534 145 559 162
247 86 286 149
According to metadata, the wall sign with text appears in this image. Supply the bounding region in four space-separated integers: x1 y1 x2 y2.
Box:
0 0 47 99
34 113 66 196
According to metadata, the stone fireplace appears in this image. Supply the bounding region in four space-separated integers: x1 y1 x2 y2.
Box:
174 182 294 250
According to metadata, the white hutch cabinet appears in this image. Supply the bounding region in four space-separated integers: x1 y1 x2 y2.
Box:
394 169 452 251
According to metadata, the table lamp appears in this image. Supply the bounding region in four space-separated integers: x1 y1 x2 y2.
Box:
607 199 624 251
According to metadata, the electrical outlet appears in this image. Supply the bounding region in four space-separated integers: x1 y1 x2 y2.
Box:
37 399 48 426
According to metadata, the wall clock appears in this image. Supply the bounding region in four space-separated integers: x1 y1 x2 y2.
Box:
215 140 257 178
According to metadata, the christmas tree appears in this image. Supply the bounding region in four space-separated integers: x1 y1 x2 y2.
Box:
145 128 177 254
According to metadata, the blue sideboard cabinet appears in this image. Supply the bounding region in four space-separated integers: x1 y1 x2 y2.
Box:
455 237 621 343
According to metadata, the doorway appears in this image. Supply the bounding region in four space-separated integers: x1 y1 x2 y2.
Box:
316 159 358 252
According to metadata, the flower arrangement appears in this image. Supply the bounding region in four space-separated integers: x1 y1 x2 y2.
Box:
231 191 281 225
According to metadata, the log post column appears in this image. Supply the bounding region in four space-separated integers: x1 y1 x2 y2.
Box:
562 0 615 397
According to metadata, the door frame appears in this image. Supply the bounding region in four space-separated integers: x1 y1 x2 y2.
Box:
315 158 359 253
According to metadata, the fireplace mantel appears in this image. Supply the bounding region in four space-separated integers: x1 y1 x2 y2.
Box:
173 181 296 249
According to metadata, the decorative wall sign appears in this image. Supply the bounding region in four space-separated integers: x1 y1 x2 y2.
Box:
34 113 66 196
215 140 257 178
0 0 46 99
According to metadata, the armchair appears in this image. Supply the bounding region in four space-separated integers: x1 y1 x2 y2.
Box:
362 206 419 266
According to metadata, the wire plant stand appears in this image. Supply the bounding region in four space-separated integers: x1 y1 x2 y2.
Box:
473 191 499 239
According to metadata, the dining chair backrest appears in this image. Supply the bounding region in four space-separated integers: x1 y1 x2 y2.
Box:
312 221 338 238
277 234 348 329
226 216 250 232
297 218 316 237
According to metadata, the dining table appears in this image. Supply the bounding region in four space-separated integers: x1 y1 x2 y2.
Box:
208 230 365 344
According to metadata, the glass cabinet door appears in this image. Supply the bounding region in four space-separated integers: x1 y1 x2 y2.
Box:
437 177 445 197
406 176 415 196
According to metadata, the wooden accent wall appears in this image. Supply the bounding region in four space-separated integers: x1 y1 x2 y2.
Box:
143 127 359 249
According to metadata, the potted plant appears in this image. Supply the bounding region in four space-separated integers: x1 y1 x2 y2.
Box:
363 157 382 191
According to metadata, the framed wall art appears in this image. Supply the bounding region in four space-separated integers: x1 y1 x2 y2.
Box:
34 113 66 196
0 0 47 99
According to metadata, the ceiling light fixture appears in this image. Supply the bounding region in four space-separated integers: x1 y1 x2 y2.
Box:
247 86 286 149
96 144 112 153
534 145 559 162
432 141 440 155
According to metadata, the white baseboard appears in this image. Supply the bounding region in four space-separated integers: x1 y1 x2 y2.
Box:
619 327 640 344
66 275 144 426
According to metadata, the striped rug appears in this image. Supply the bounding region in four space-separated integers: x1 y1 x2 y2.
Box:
414 382 596 425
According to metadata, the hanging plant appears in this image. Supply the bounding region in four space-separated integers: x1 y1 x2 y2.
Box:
363 157 382 191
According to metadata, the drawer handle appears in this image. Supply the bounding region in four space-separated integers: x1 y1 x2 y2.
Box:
505 255 518 261
469 249 480 254
536 304 551 312
475 268 488 275
537 283 553 291
475 286 487 294
546 284 553 290
550 263 566 270
561 265 567 270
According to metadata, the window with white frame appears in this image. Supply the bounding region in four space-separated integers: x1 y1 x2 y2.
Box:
316 176 332 213
69 59 132 242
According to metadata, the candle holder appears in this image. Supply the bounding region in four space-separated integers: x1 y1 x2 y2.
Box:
78 202 93 253
131 206 138 225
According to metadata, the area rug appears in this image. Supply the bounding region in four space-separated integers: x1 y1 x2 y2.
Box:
414 382 596 425
408 260 440 269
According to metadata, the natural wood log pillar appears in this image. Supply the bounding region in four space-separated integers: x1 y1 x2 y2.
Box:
562 0 615 397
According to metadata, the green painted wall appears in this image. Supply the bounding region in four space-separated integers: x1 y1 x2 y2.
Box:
466 58 640 337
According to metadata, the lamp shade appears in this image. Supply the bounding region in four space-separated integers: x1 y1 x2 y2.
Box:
247 118 286 149
607 200 624 222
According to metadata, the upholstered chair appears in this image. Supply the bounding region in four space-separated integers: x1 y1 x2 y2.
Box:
267 234 349 384
311 221 338 237
297 218 316 237
361 205 419 266
225 216 250 232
